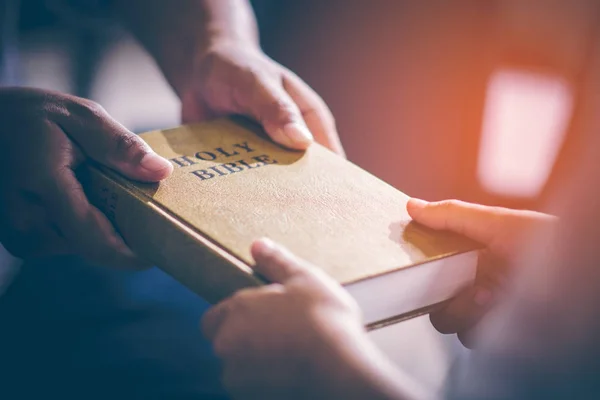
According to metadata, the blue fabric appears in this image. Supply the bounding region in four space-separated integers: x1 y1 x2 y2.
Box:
0 256 228 399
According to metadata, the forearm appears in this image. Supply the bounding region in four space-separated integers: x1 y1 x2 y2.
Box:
112 0 259 96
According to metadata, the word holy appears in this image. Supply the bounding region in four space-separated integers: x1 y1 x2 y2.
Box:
169 141 278 181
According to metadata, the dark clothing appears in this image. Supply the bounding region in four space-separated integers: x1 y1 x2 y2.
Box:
0 257 226 399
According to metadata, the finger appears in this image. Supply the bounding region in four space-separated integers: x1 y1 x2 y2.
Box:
54 96 173 182
407 198 522 250
282 71 345 156
38 164 145 268
237 74 314 150
202 300 233 342
430 285 493 335
250 238 316 284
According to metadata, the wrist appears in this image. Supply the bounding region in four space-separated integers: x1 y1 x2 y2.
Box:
201 23 259 51
170 33 261 101
197 33 261 65
126 0 260 101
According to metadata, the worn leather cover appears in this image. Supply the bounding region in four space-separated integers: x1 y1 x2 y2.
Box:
83 117 478 318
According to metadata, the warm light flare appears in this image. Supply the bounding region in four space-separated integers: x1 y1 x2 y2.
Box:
477 70 573 198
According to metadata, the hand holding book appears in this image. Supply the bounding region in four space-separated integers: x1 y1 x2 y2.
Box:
201 199 557 398
83 119 480 326
0 87 172 267
202 238 421 400
407 199 557 348
0 57 338 267
115 0 344 156
180 40 345 156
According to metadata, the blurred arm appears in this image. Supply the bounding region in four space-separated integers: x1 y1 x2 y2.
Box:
111 0 259 97
449 31 600 398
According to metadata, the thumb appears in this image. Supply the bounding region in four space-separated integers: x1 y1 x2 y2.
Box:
250 238 315 283
57 97 173 182
408 198 557 257
407 198 517 250
239 76 314 151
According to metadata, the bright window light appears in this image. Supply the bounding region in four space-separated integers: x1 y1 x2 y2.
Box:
477 70 573 198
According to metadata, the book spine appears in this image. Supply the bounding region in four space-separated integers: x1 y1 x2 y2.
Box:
80 165 264 304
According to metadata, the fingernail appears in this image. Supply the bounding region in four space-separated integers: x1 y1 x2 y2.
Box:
256 237 276 253
473 287 493 306
409 198 428 207
283 122 313 146
408 198 428 211
251 238 280 260
140 152 173 174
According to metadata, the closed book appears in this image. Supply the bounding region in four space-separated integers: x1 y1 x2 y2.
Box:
81 118 479 329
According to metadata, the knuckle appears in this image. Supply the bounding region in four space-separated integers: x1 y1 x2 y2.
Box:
438 199 461 211
74 99 107 120
245 67 263 83
112 133 146 161
113 133 138 154
40 96 69 119
265 97 297 123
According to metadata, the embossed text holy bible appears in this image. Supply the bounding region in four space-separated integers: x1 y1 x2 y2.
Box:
82 118 479 329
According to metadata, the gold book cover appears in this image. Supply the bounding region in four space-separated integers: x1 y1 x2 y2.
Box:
82 118 479 329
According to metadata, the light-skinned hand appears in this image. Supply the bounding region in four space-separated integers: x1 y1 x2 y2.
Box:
202 239 418 400
407 198 557 348
180 40 345 156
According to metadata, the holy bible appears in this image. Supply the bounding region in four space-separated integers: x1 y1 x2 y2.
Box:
81 118 480 329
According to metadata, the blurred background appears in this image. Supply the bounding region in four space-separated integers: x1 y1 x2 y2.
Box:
3 0 577 396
